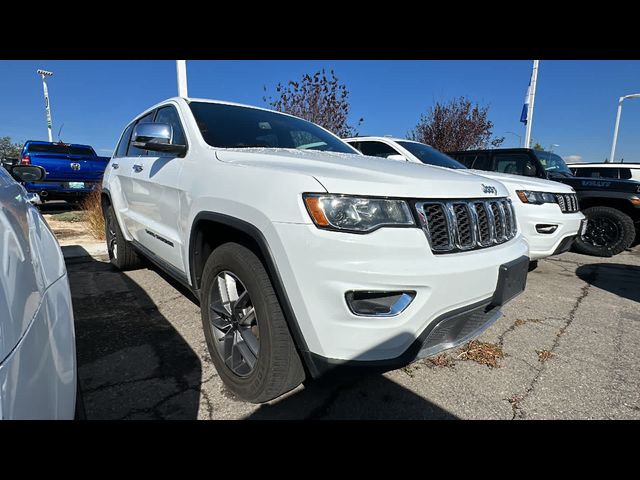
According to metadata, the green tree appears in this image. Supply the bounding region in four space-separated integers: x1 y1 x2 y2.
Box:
0 136 23 159
263 69 363 137
407 97 504 151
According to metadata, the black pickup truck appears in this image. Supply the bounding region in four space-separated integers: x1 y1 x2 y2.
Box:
447 148 640 257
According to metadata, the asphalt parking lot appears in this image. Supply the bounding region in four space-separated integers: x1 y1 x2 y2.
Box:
68 246 640 420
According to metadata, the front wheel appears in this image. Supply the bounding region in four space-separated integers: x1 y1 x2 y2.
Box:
200 243 305 403
573 206 636 257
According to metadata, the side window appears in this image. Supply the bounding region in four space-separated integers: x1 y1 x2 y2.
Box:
453 155 473 167
127 110 156 157
154 106 187 156
495 154 536 176
347 141 360 152
576 167 617 179
357 141 399 158
114 123 135 158
619 168 632 180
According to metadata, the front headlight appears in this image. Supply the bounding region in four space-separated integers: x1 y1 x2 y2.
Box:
516 190 558 205
303 194 415 233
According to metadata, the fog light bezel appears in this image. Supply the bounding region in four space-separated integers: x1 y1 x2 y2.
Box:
345 290 416 317
535 224 558 234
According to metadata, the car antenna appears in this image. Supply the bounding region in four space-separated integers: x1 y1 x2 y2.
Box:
57 124 64 144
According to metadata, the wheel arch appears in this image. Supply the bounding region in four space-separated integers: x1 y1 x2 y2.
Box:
188 212 311 364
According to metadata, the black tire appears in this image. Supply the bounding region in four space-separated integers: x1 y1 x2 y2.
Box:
200 242 305 403
573 206 636 257
104 204 142 270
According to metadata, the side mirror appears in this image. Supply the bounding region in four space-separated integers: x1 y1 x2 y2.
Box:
10 165 46 182
132 123 186 155
386 154 407 162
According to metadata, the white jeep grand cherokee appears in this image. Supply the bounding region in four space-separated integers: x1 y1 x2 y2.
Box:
102 97 529 402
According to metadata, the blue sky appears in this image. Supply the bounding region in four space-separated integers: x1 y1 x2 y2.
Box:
1 60 639 163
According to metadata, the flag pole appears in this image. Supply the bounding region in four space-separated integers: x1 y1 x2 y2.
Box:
176 60 188 97
523 60 539 148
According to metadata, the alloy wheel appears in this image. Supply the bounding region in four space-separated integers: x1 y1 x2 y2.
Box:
208 271 260 377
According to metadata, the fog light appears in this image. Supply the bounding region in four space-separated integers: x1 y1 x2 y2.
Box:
345 291 416 317
536 224 558 234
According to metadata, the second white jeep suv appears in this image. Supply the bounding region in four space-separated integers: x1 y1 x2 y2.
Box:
102 98 529 402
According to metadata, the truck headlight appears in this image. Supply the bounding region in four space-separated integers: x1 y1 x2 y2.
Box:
303 194 415 233
516 190 557 205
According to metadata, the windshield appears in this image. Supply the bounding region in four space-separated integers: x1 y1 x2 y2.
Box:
397 141 467 169
534 151 573 177
27 143 95 156
189 102 357 154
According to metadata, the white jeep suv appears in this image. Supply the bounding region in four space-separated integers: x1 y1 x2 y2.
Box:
345 137 585 261
102 97 529 402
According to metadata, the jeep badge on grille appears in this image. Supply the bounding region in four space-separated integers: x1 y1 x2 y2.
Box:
482 184 497 195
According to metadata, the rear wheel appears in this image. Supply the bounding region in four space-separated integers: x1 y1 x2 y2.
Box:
573 206 636 257
200 243 305 403
104 204 142 270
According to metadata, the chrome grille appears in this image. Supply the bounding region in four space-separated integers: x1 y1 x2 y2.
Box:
417 198 517 254
555 193 580 213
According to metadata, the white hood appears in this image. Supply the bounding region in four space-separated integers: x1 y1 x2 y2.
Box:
467 169 575 194
216 148 510 199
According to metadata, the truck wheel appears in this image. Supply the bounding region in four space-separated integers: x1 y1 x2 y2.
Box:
200 242 305 403
104 205 142 270
573 206 636 257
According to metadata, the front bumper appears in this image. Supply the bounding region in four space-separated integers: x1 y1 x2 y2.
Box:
515 203 585 260
269 222 529 373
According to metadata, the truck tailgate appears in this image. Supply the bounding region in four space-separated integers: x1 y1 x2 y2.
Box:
29 153 108 182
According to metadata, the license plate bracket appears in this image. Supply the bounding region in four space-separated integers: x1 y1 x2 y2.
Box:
491 256 529 306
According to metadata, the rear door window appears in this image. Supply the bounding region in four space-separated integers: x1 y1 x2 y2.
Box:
114 123 135 158
494 153 537 176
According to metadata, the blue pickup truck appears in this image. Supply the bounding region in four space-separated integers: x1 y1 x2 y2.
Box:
19 140 109 203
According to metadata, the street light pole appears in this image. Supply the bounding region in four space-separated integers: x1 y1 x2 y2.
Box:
506 131 522 147
608 93 640 163
37 69 54 142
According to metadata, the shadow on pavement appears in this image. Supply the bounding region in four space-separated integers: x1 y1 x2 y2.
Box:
576 263 640 303
67 254 202 419
248 372 458 420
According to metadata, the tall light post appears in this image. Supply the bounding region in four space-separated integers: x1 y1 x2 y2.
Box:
608 93 640 163
37 69 54 142
506 131 522 147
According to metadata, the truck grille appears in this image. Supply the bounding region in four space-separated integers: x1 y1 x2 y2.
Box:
555 193 579 213
416 198 517 254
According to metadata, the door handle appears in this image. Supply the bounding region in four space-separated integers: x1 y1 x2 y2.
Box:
133 164 144 173
111 162 119 169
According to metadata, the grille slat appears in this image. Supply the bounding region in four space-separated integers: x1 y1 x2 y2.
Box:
555 193 579 213
418 198 517 254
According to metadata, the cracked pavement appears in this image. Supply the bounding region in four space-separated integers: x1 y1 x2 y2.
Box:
68 247 640 419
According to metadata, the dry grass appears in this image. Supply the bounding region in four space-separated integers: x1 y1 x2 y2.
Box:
79 186 105 241
426 353 454 368
457 340 505 368
536 350 555 363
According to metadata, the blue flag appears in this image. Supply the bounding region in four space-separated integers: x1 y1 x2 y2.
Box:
520 80 531 125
